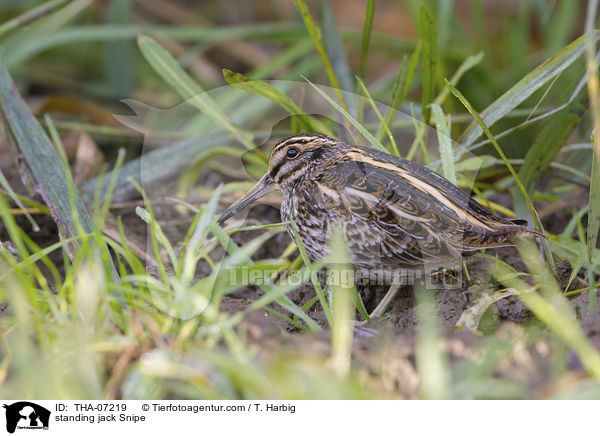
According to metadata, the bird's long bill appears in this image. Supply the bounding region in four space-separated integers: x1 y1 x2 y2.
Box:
217 174 275 224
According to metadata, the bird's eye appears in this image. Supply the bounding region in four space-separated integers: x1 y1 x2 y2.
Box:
286 147 299 159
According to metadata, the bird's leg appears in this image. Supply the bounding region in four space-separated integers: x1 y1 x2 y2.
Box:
368 282 402 320
462 260 471 283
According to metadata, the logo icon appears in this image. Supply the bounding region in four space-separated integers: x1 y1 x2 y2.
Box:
3 402 50 433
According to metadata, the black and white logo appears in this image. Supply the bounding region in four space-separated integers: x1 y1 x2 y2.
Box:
3 402 50 434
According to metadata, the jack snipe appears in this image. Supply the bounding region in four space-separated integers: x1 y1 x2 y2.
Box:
218 133 542 318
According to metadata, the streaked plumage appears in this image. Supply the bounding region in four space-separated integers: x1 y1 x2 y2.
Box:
218 133 541 273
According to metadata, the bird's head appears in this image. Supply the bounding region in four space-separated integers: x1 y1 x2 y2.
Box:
218 133 343 224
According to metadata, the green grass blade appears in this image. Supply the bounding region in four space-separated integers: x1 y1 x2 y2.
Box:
435 0 452 49
418 4 439 123
377 42 422 143
304 76 386 152
507 0 531 80
0 170 39 231
289 221 333 327
0 61 119 281
376 55 406 144
356 76 399 156
318 0 353 97
293 0 347 112
448 81 540 225
0 0 69 38
430 103 455 184
546 0 578 54
0 0 91 68
247 39 313 79
222 68 332 136
223 68 305 116
328 227 353 377
358 0 375 77
416 287 451 399
588 156 599 309
434 51 484 106
97 148 126 229
585 0 600 310
104 0 133 97
135 204 177 280
389 41 422 113
180 185 223 286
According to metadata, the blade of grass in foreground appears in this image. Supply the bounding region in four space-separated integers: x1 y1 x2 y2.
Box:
210 220 322 332
416 286 451 399
328 227 353 377
0 62 118 280
0 169 39 231
290 221 333 328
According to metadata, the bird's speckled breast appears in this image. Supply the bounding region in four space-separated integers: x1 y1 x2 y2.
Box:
280 183 332 262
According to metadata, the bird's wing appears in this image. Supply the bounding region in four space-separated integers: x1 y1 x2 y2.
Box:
362 146 536 233
309 158 472 268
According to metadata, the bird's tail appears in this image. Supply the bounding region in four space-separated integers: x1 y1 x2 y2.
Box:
462 221 546 250
507 218 546 239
